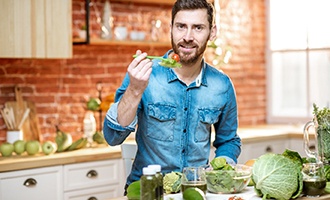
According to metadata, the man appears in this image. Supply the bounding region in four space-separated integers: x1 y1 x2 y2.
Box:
103 0 241 190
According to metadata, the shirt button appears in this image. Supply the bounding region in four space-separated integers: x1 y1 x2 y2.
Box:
183 129 187 133
184 107 187 111
182 149 185 153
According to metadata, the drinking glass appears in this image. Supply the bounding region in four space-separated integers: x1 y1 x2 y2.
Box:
302 162 327 198
181 166 207 194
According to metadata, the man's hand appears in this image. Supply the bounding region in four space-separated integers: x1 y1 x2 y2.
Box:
117 50 152 127
127 50 153 96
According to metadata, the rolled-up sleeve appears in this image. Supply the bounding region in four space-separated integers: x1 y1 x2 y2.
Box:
103 102 137 146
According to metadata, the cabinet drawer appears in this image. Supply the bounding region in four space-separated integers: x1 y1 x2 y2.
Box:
63 159 120 191
0 166 63 200
64 185 119 200
238 140 289 164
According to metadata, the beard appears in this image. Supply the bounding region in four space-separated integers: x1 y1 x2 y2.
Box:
171 33 209 65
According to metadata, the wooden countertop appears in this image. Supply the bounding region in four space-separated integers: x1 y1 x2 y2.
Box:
0 124 310 173
237 124 306 143
0 144 121 173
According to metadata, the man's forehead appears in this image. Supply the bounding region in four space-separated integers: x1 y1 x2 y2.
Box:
173 9 209 25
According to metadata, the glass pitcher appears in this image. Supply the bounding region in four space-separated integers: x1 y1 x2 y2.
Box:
304 117 330 164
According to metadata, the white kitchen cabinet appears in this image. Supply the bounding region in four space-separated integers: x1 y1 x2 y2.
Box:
0 166 63 200
0 0 72 58
63 159 125 199
0 159 125 200
64 185 119 200
237 139 289 164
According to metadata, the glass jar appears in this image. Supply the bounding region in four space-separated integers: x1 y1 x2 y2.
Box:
140 167 157 200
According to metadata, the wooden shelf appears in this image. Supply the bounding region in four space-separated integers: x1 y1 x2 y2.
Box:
88 38 171 47
111 0 175 5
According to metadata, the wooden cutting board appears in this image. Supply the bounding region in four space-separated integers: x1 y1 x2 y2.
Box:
4 86 41 141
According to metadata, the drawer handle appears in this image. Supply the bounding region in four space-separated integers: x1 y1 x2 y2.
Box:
86 170 98 178
88 197 98 200
23 178 37 187
265 146 273 152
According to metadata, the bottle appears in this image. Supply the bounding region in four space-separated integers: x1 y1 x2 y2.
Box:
101 0 113 39
140 167 157 200
83 110 96 145
148 165 164 200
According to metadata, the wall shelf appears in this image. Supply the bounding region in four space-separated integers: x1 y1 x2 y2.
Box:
87 38 171 47
111 0 175 5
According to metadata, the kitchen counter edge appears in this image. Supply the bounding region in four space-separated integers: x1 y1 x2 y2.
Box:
0 144 121 173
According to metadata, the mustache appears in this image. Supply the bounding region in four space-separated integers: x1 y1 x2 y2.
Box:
178 41 198 47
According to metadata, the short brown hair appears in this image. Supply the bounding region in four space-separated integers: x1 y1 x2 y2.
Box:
171 0 215 29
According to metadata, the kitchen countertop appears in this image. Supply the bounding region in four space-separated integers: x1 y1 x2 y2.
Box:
237 124 306 143
0 144 121 172
0 124 309 173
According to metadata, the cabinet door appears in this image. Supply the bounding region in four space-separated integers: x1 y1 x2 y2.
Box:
238 139 289 164
0 0 72 58
64 185 120 200
63 159 122 192
0 166 63 200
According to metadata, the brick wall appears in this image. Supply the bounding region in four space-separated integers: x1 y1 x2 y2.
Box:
0 0 266 143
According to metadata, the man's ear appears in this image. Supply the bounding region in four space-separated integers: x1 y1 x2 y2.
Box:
209 25 217 41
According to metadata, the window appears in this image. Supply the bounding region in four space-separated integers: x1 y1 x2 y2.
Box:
266 0 330 123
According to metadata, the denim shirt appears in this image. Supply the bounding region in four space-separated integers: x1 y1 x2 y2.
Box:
103 50 241 186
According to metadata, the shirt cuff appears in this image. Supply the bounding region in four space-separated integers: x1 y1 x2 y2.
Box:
220 156 236 165
106 102 137 132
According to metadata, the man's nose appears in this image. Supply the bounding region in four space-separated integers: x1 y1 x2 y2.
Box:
183 29 194 41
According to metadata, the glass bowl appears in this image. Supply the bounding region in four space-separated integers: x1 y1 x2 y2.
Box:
205 164 252 194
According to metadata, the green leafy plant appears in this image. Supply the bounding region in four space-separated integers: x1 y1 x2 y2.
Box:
313 103 330 163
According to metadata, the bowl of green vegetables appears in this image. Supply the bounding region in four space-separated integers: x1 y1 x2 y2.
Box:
205 158 252 194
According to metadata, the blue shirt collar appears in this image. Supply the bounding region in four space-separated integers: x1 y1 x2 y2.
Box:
165 50 207 87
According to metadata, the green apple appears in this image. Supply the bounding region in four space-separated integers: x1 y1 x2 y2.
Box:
25 140 41 155
42 141 57 155
0 142 14 157
13 140 26 155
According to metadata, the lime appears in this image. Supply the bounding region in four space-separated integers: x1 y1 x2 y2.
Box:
127 180 140 200
182 188 205 200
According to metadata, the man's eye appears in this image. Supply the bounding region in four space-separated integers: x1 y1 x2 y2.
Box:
195 26 203 31
177 24 185 30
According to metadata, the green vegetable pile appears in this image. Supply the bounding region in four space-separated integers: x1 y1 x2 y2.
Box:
252 149 303 200
163 171 182 194
205 157 251 194
313 103 330 164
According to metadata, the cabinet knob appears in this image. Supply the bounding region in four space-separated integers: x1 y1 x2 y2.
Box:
86 169 98 178
23 178 37 187
87 197 98 200
265 146 273 152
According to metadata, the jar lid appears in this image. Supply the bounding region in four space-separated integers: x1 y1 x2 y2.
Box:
148 164 161 172
143 167 156 175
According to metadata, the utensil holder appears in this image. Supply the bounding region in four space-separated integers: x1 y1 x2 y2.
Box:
6 130 23 143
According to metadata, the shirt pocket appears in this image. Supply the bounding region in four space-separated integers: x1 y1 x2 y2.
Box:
147 103 176 142
195 108 221 142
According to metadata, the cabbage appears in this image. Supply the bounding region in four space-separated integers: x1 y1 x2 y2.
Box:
252 153 303 200
163 171 182 194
